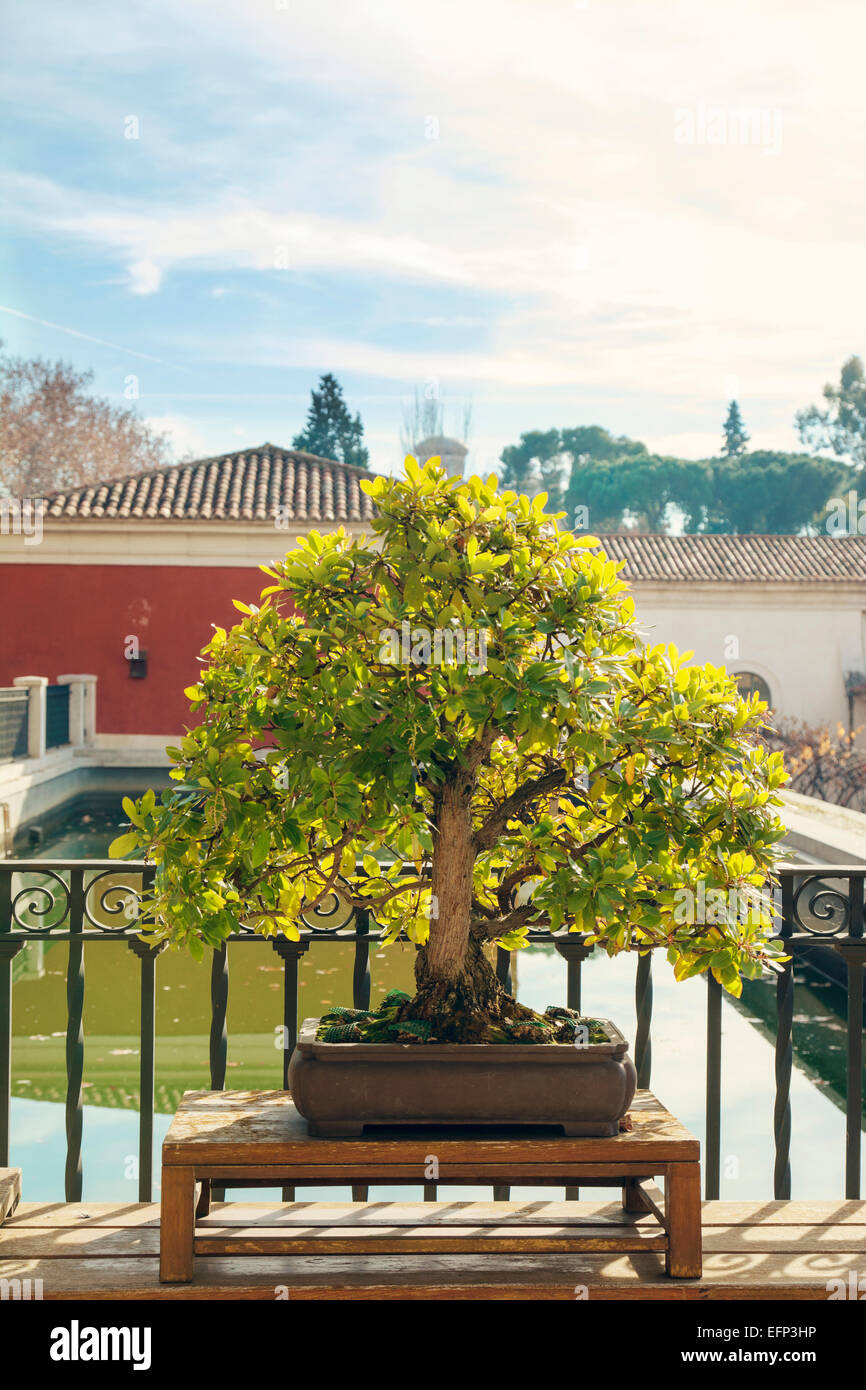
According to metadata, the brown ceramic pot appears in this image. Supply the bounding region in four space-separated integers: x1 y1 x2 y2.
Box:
288 1017 636 1136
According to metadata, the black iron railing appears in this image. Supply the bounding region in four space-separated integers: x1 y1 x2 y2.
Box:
45 684 70 749
0 859 863 1203
0 690 28 762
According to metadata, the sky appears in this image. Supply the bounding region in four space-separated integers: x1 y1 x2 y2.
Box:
2 0 865 478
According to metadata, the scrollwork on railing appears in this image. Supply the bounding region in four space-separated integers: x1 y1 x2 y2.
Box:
9 870 70 932
83 869 149 932
791 875 851 937
300 881 356 934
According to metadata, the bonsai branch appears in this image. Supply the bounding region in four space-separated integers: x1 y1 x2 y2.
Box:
473 766 568 852
473 902 540 940
356 877 428 910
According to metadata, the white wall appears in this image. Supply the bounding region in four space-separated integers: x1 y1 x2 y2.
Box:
629 582 865 733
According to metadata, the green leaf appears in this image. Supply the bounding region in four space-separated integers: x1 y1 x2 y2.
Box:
250 829 271 867
109 832 140 859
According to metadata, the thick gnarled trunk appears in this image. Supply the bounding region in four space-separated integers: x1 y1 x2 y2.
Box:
424 781 474 982
400 778 534 1041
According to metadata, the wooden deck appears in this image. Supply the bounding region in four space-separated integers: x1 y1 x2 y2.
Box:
2 1197 864 1299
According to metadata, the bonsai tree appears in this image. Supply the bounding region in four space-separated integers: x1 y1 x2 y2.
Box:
113 458 788 1041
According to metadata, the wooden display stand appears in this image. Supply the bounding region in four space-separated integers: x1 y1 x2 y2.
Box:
159 1089 701 1284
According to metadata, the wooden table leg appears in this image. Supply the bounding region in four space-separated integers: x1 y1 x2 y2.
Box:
195 1178 211 1217
664 1162 702 1278
622 1178 651 1213
160 1165 196 1283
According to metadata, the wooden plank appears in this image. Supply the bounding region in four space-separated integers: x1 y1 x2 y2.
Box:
0 1169 21 1224
6 1199 654 1229
187 1163 667 1183
7 1203 163 1228
0 1249 858 1299
5 1216 861 1258
699 1200 866 1226
700 1226 866 1253
194 1223 667 1255
0 1227 160 1257
198 1200 654 1228
10 1198 863 1238
162 1089 698 1164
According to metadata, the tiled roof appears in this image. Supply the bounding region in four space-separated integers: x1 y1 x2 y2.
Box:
37 452 866 583
42 444 376 524
595 532 866 584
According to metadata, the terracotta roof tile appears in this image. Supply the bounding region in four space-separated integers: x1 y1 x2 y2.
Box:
37 455 866 583
42 444 376 526
595 532 866 583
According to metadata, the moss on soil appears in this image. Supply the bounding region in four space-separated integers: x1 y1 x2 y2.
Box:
316 991 611 1046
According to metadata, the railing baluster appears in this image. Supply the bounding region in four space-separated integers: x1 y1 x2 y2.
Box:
554 937 591 1201
554 936 589 1012
774 872 794 1199
127 916 163 1206
841 948 864 1199
209 943 228 1090
65 868 85 1202
839 872 864 1199
127 867 161 1204
495 946 512 993
493 944 517 1201
273 939 309 1084
352 907 371 1011
705 974 722 1199
352 909 371 1201
209 942 228 1203
635 951 652 1090
273 937 309 1202
0 867 23 1168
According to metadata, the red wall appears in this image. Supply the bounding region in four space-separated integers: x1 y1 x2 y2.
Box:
0 565 274 735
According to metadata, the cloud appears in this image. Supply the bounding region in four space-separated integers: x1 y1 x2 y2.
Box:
143 413 212 459
128 259 162 295
3 0 865 450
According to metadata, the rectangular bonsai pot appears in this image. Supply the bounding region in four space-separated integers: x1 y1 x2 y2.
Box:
288 1017 637 1136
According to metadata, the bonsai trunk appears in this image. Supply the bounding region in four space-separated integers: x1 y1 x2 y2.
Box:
400 780 532 1041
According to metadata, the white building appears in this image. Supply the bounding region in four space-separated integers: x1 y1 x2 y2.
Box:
598 533 866 737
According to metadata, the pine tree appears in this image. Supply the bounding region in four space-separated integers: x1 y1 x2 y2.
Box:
722 400 750 457
293 373 369 468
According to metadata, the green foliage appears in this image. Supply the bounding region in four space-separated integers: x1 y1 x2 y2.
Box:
564 443 842 534
797 355 866 466
293 372 369 468
498 429 565 506
566 453 708 532
559 425 649 465
722 400 749 458
703 451 847 533
113 457 789 995
506 420 843 533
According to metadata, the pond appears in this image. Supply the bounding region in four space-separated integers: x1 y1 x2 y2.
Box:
7 794 863 1202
